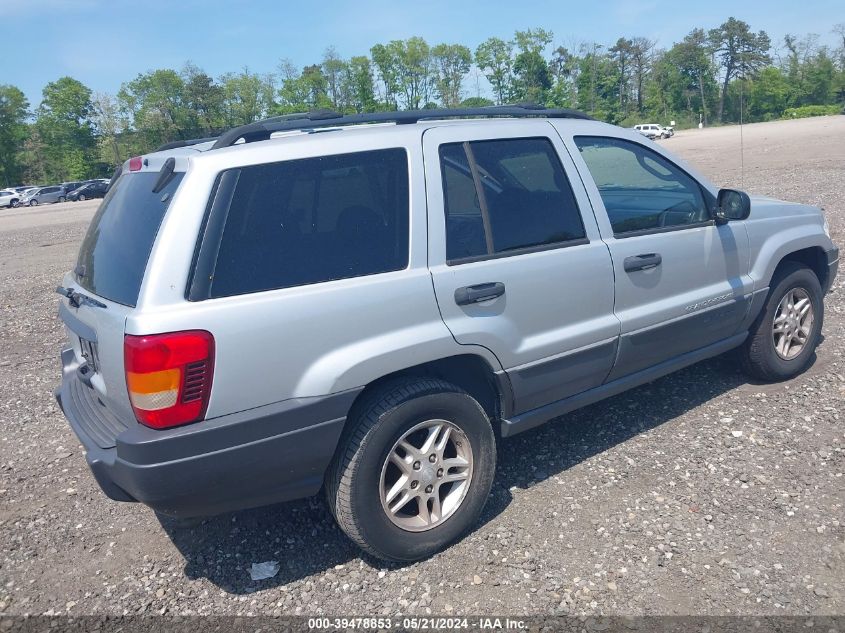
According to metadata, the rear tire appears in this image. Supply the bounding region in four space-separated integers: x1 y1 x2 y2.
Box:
58 196 66 203
740 263 823 381
326 378 496 562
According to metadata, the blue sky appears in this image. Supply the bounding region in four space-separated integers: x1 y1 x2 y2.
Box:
1 0 842 107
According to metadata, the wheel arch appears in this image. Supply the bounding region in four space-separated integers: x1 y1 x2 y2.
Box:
771 246 829 290
345 354 511 432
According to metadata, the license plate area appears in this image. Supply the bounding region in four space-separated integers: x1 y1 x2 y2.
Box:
79 337 100 373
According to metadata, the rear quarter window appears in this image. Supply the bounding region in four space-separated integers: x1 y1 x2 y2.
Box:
200 148 410 299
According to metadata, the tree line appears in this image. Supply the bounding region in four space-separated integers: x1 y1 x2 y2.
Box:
1 17 844 186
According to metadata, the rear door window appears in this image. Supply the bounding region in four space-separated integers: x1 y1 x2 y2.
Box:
75 171 184 306
204 148 409 298
440 137 586 263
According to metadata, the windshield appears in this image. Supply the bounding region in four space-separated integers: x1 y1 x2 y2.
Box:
75 170 184 306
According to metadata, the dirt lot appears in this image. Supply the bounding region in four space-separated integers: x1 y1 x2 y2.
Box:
0 116 843 618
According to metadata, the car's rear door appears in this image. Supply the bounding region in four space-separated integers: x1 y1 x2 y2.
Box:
560 130 753 380
423 121 619 414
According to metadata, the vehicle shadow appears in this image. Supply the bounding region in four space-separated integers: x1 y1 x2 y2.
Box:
159 351 793 594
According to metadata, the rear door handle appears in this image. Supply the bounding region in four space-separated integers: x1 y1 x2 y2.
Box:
624 253 662 272
455 282 506 306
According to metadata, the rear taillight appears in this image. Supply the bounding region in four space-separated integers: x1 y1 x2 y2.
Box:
124 331 214 429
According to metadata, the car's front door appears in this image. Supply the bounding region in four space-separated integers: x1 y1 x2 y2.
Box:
44 187 60 203
423 122 620 414
564 133 753 380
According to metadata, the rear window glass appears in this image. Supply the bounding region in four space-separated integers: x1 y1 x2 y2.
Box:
75 171 184 306
207 148 409 298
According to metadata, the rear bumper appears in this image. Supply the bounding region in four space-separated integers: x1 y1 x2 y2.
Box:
824 246 839 295
56 347 359 517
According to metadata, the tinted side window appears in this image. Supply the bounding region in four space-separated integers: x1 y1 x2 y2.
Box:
209 148 409 298
440 143 487 261
574 136 709 235
440 137 585 263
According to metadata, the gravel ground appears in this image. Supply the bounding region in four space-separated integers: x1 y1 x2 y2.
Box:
0 116 843 618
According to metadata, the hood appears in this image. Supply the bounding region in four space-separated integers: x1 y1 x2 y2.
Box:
749 195 821 220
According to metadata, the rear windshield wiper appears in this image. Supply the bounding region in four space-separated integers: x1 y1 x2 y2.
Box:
56 286 107 309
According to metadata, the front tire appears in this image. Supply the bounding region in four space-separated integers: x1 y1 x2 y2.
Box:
29 199 38 206
740 263 823 381
58 196 66 203
326 378 496 562
78 194 86 201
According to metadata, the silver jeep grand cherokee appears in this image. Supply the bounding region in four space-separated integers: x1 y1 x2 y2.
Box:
56 105 838 561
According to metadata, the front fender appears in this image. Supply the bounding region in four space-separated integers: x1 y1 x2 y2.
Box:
745 208 835 290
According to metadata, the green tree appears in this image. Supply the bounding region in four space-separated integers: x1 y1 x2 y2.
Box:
547 46 579 107
0 85 29 186
431 43 472 107
709 17 771 121
609 38 634 115
322 46 349 110
512 50 552 103
461 96 494 107
91 92 128 168
371 38 434 110
833 24 845 71
278 62 331 112
748 66 790 119
370 43 401 108
513 28 553 56
803 49 837 105
118 69 188 149
181 63 224 136
511 29 553 104
475 37 514 104
35 77 97 180
221 68 275 123
665 29 717 124
629 37 655 112
347 56 377 112
577 46 620 120
396 37 434 109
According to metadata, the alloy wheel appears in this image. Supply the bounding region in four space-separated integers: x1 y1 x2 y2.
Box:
379 419 473 532
772 287 814 360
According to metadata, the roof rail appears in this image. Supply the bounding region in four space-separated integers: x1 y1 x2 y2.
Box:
153 112 319 152
209 104 593 150
155 137 218 152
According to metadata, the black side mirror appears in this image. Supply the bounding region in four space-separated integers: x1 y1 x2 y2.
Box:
715 189 751 223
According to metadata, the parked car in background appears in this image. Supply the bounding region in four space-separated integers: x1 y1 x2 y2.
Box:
12 185 34 193
0 189 20 208
634 123 672 139
61 181 84 194
20 185 66 206
67 181 108 201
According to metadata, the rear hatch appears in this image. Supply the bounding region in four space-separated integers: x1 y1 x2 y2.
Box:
58 162 186 440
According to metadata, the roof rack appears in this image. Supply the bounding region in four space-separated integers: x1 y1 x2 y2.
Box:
154 113 314 152
209 103 593 150
155 137 218 152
